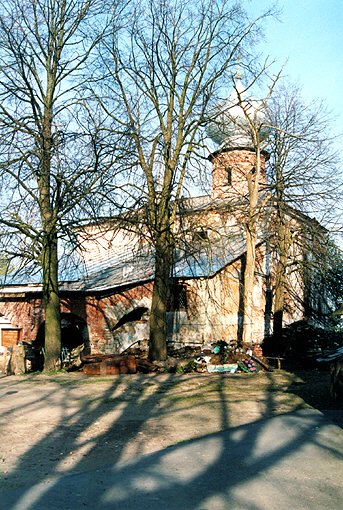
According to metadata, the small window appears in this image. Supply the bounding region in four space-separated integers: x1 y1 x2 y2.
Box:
226 166 232 185
265 289 273 313
193 229 208 242
170 283 188 311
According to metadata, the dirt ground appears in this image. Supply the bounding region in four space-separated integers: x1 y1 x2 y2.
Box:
0 368 341 492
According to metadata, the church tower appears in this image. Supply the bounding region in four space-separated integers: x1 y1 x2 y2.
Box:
207 78 269 200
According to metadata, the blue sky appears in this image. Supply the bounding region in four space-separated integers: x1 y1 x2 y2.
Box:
248 0 343 145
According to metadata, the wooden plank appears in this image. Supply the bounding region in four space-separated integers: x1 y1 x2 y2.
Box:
1 329 21 348
82 355 137 375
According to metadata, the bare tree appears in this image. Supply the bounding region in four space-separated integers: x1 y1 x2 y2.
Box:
230 79 276 344
266 82 343 340
94 0 275 360
207 69 281 344
0 0 120 370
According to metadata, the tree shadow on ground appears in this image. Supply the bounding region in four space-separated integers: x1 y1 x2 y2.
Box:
0 370 342 509
286 366 343 428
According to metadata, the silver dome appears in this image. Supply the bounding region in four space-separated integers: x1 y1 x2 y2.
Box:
207 80 269 149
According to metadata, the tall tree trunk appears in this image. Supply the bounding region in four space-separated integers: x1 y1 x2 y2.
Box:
242 223 257 343
42 229 61 370
273 219 289 345
39 106 61 371
242 148 261 344
149 232 173 361
273 165 289 348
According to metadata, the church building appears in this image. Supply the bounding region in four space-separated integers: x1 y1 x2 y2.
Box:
0 80 328 358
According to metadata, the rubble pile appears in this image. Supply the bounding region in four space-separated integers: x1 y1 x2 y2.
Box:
3 338 268 376
263 320 343 366
165 340 266 374
75 340 267 375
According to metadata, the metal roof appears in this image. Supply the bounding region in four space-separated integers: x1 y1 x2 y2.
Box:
0 226 258 294
74 246 156 292
0 191 273 295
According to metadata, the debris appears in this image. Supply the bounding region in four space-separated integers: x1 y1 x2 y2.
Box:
330 361 343 401
120 339 149 355
316 346 343 401
317 346 343 364
136 358 159 373
250 354 273 372
207 363 238 373
75 338 272 377
165 339 270 374
253 344 263 358
237 358 259 373
63 344 85 370
81 354 137 375
263 320 343 364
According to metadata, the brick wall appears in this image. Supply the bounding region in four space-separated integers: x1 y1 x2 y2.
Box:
0 284 153 353
210 148 267 200
0 297 43 343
